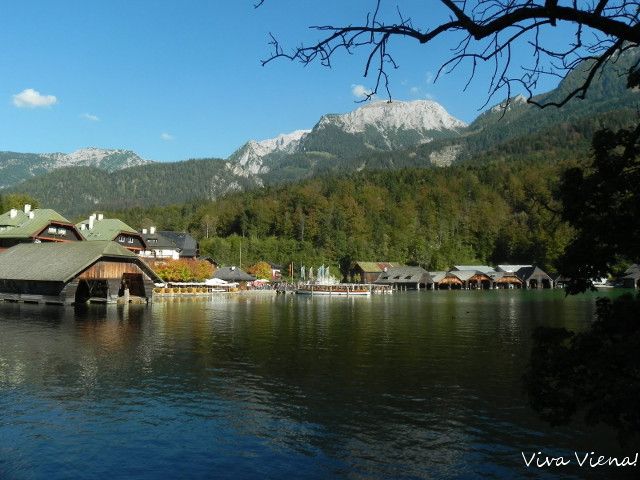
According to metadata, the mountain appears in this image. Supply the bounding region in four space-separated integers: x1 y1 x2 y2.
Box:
5 49 639 217
228 130 310 176
229 100 466 176
3 158 261 217
0 147 151 188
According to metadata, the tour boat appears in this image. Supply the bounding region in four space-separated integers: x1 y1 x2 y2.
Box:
295 283 371 296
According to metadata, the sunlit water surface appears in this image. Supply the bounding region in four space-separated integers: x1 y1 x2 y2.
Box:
0 290 637 479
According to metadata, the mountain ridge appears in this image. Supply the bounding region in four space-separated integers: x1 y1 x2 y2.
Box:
3 49 639 217
0 147 151 189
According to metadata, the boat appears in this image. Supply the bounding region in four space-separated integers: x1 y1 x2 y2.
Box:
295 283 372 296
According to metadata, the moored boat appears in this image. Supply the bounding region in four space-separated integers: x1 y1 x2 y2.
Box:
295 283 372 296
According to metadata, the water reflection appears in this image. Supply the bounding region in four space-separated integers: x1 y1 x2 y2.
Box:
0 291 635 479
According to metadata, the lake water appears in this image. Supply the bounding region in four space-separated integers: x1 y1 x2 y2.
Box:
0 290 637 479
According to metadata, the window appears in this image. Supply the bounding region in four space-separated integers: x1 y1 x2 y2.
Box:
127 238 134 244
57 228 67 236
48 227 57 234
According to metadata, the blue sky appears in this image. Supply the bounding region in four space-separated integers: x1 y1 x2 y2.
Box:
0 1 570 161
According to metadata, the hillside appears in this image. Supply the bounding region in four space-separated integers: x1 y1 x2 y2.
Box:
10 158 261 216
0 147 151 188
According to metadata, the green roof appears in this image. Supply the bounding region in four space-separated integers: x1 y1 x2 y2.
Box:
77 218 138 241
0 240 159 283
0 209 71 239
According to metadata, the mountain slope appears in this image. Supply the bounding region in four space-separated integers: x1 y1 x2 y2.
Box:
228 99 466 176
6 49 639 217
7 158 260 217
0 147 151 188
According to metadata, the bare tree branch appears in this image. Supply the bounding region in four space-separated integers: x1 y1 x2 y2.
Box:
259 1 640 109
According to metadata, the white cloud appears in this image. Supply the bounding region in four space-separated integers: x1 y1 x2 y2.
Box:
80 113 100 122
425 93 436 100
425 71 435 84
351 84 374 100
160 132 175 141
409 86 421 96
13 88 57 108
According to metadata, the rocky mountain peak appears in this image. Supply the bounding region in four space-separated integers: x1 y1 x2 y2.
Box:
317 99 467 134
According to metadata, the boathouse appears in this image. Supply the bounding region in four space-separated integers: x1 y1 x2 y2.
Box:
0 241 162 305
489 271 523 289
351 261 401 283
516 266 554 288
496 264 532 273
429 271 447 289
77 214 146 253
621 264 640 289
452 265 496 274
0 205 83 250
438 270 493 289
374 266 432 290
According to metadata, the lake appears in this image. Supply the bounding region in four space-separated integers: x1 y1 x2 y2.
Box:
0 290 637 479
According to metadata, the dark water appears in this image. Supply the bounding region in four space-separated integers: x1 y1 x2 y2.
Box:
0 290 637 479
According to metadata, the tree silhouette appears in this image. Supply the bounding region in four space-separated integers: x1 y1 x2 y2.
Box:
261 1 639 107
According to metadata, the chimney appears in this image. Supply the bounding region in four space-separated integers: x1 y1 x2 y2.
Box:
28 212 34 219
24 204 31 214
150 226 156 234
9 209 17 219
80 224 86 230
142 228 148 234
97 213 104 221
88 216 95 230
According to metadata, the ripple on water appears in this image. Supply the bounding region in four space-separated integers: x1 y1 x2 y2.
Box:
0 291 634 479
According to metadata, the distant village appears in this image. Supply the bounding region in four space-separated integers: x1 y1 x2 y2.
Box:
0 204 638 305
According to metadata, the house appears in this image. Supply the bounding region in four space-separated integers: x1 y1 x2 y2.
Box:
516 266 554 288
374 266 433 290
350 261 401 283
139 227 199 260
77 214 146 253
0 240 162 305
212 266 256 283
157 231 199 258
139 227 181 260
0 204 83 250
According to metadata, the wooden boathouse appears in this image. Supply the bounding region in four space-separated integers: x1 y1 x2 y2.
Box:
0 240 162 305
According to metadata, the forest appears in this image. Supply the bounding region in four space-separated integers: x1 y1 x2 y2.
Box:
104 155 577 277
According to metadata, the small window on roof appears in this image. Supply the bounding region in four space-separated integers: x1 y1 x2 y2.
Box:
393 275 401 279
57 228 67 236
405 275 412 279
48 227 57 234
127 238 134 244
